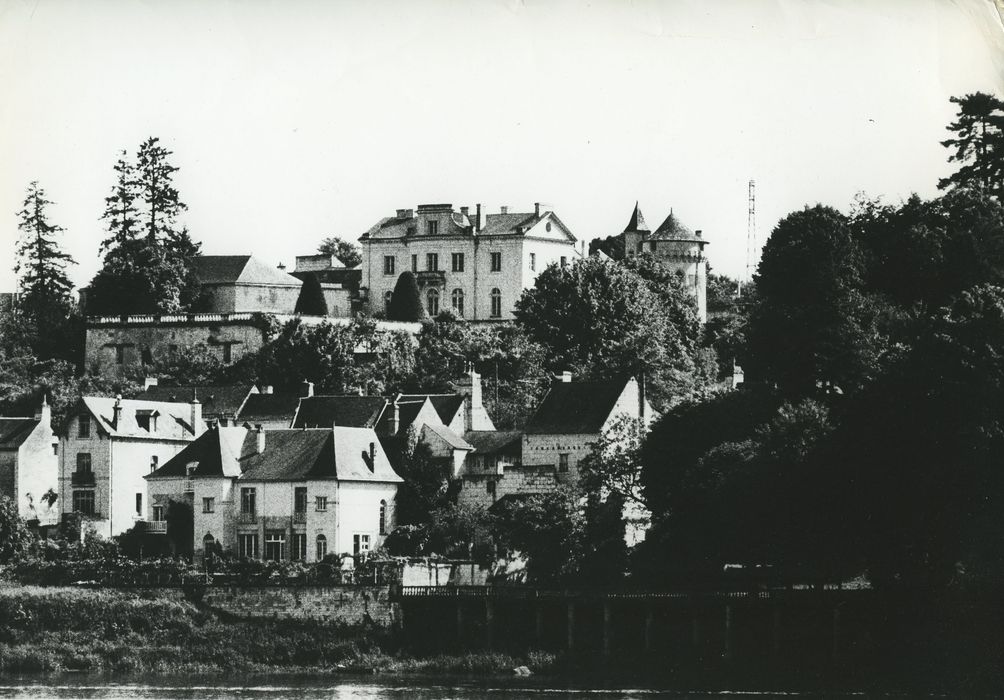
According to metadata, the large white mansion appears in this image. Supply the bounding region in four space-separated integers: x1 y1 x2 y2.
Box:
358 203 581 321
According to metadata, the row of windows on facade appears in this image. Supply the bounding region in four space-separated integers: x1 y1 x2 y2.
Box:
109 341 240 366
385 287 504 318
383 251 567 277
234 531 369 560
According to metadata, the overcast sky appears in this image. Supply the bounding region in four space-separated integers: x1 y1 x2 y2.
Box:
2 0 1003 293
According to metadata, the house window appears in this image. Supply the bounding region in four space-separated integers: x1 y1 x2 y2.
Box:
486 480 496 498
136 413 151 431
560 256 567 267
383 255 396 275
426 253 439 271
222 343 233 364
451 288 464 317
353 534 371 556
384 290 393 313
72 490 95 516
292 533 307 561
115 345 125 364
316 534 328 561
239 533 258 559
294 486 307 513
379 500 387 535
558 453 569 473
427 220 439 236
452 252 464 272
150 455 158 473
203 533 215 552
135 493 142 516
490 252 502 272
141 347 153 365
203 497 215 513
78 414 90 438
264 531 286 561
490 288 502 318
153 505 165 522
240 487 256 516
411 254 418 272
426 288 440 316
529 253 536 271
76 452 92 474
316 495 328 511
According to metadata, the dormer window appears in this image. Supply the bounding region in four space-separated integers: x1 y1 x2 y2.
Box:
135 409 158 432
427 220 439 236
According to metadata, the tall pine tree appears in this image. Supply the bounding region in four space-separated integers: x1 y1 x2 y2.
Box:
88 138 202 315
15 182 76 328
939 92 1004 199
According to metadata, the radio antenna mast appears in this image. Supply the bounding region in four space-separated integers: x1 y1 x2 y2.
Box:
745 179 757 285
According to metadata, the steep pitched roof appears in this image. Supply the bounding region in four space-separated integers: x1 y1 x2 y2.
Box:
77 397 199 439
464 430 521 455
236 393 300 426
291 396 388 429
193 255 302 287
239 427 402 483
651 210 703 242
397 394 465 426
523 379 630 435
422 422 473 451
478 212 540 237
623 202 650 233
0 418 40 449
136 385 255 418
147 427 253 479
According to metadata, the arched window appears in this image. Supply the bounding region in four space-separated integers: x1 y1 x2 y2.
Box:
384 290 393 313
203 533 215 555
316 534 327 561
426 288 440 316
490 288 502 318
379 500 387 535
451 288 464 317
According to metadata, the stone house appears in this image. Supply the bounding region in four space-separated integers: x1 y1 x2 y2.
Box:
58 396 206 537
0 398 59 524
192 255 303 314
619 203 710 322
458 374 656 508
146 425 402 563
358 202 581 321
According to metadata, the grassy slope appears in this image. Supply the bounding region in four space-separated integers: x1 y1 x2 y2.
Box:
0 586 555 676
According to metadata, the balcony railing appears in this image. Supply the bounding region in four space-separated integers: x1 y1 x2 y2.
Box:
145 521 167 534
293 511 307 524
71 471 96 486
415 270 446 287
238 511 257 524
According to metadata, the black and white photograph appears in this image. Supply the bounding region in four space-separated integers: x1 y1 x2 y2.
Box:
1 0 1004 697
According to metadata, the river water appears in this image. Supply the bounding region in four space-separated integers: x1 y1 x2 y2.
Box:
0 677 877 699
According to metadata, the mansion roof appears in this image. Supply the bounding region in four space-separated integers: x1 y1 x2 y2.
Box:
523 378 631 435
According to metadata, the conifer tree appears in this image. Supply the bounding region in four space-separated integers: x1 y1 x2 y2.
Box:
14 181 76 330
387 272 426 321
100 150 139 252
939 92 1004 199
294 273 329 316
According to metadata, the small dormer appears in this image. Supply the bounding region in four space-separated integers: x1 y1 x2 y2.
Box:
135 409 159 432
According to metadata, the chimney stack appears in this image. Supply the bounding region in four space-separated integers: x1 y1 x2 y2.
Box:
368 441 376 472
500 205 508 215
387 396 400 435
113 395 123 429
475 203 483 232
190 392 203 436
35 394 51 424
264 385 274 395
534 202 541 217
460 206 469 218
302 380 314 398
256 424 265 455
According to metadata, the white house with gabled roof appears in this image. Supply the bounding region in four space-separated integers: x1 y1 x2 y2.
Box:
58 395 206 537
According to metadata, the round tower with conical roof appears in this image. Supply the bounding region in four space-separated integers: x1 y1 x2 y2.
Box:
619 203 708 322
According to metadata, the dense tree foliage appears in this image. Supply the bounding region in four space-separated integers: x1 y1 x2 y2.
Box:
0 496 32 563
87 138 202 315
938 92 1004 199
318 236 362 267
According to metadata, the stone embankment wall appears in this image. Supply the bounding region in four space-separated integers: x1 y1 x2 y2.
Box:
197 585 396 626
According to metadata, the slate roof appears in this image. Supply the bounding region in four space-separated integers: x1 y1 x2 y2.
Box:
478 212 541 237
0 418 41 449
236 393 301 425
136 385 255 418
523 379 630 435
623 202 650 233
239 427 403 483
651 211 704 242
375 399 426 435
291 396 388 429
75 397 199 439
192 255 303 287
463 430 521 455
397 394 465 426
423 422 473 451
147 427 254 479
